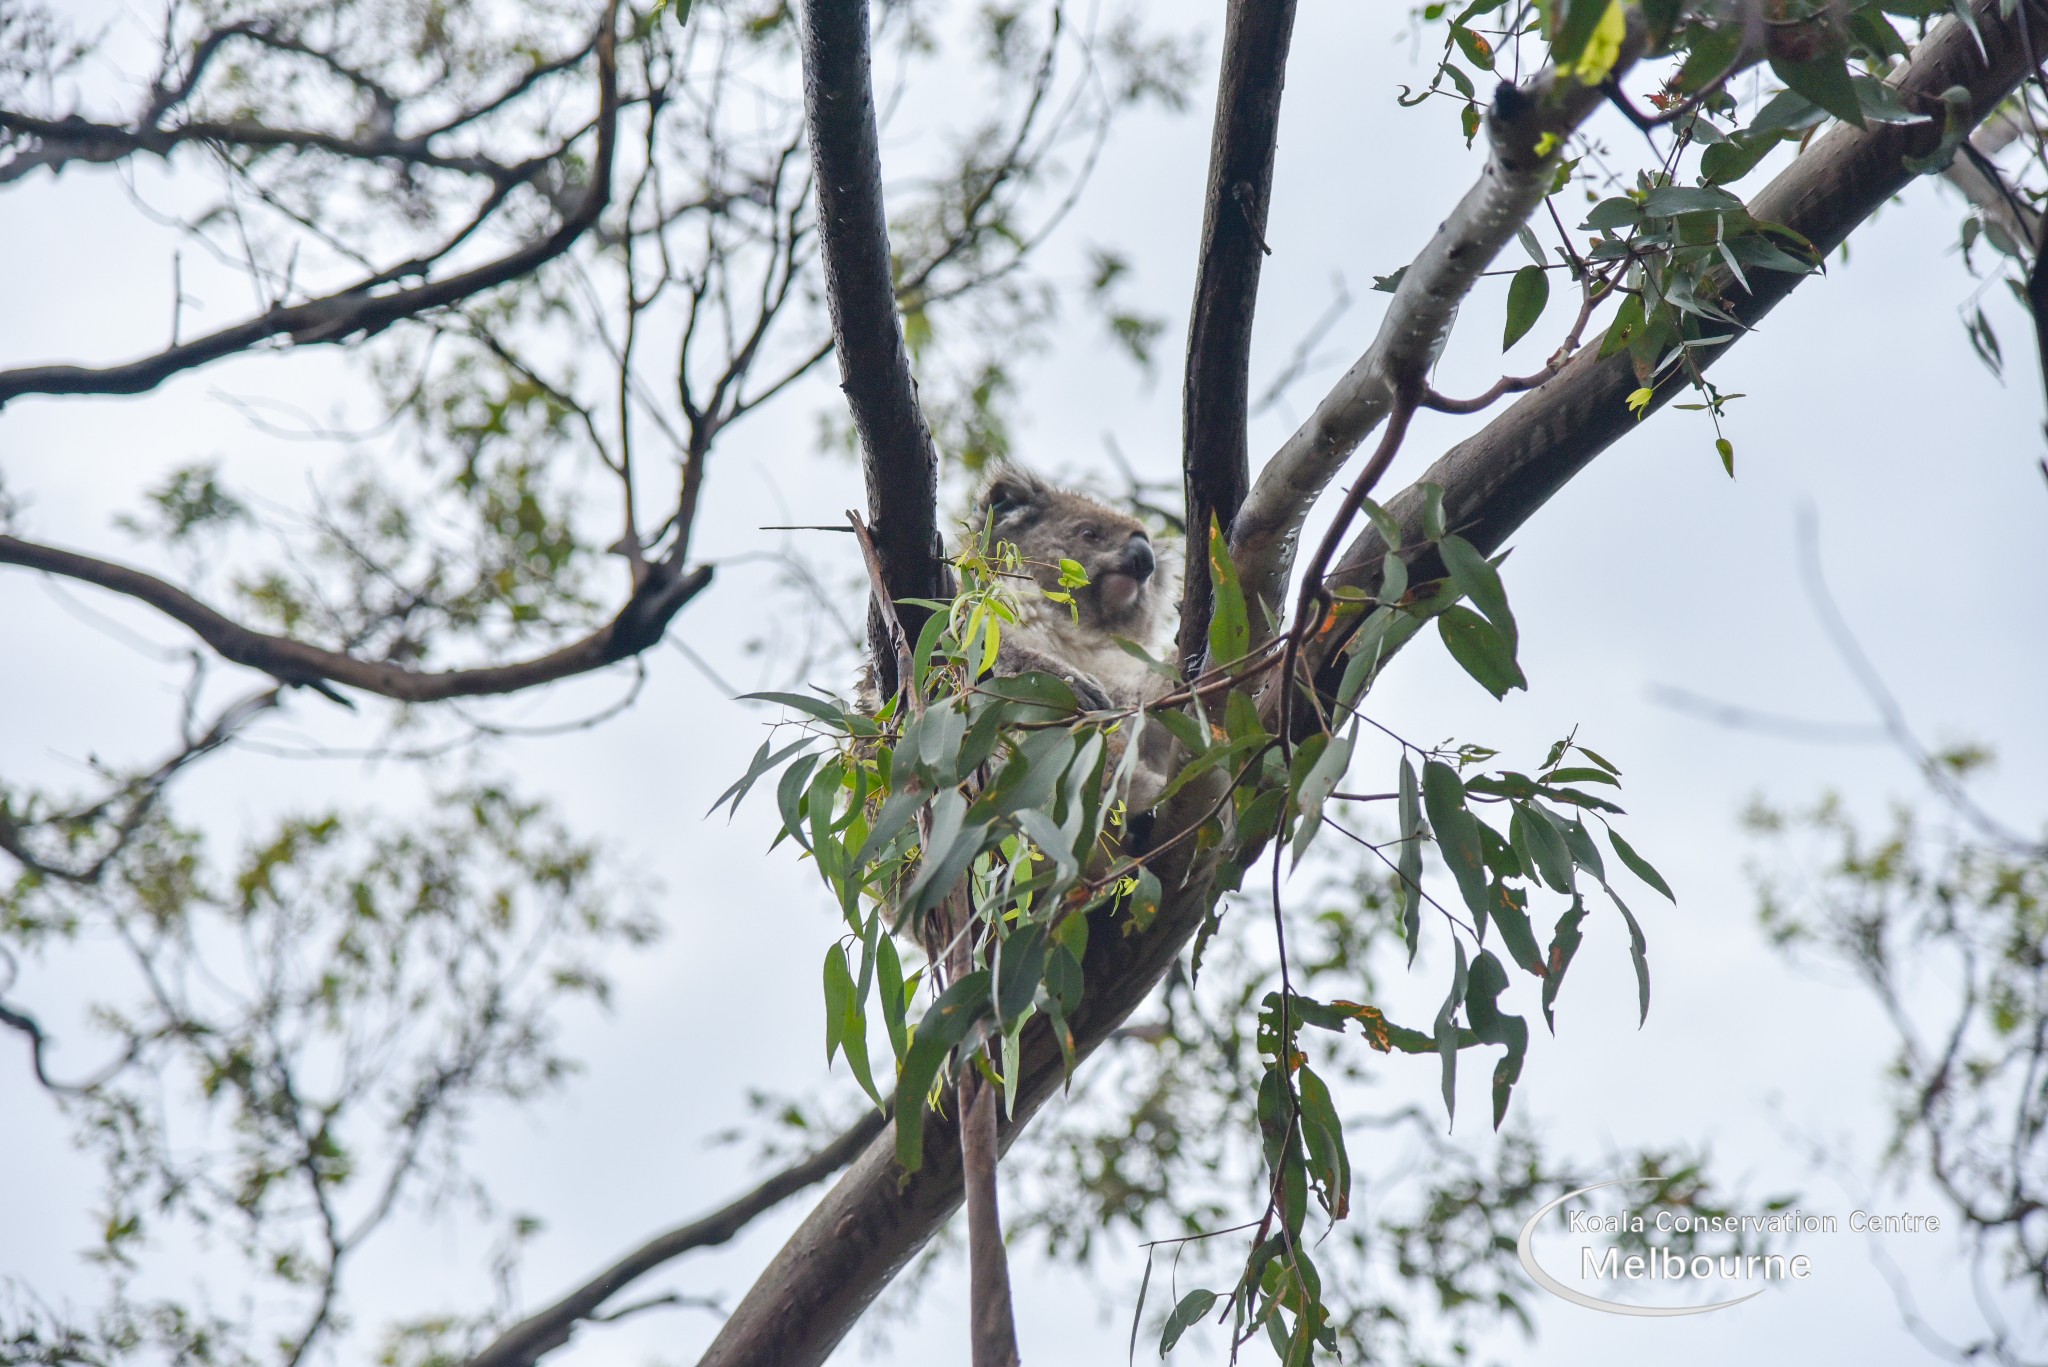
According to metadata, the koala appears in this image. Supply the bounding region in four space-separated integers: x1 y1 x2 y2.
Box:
968 465 1180 714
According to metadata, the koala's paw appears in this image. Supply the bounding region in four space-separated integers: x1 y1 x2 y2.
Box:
1066 672 1114 712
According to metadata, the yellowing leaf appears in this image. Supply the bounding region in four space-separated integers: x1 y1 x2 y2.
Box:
1571 0 1625 86
1625 386 1653 417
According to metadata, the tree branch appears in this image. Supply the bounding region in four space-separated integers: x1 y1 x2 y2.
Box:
1316 0 2046 666
0 533 709 703
1229 13 1652 633
0 1 620 408
461 1109 887 1367
1176 0 1300 672
959 1043 1018 1367
799 0 945 698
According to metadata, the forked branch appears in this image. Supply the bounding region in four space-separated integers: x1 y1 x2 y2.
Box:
1229 11 1653 633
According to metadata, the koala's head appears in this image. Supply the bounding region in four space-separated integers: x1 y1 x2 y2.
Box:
971 466 1164 633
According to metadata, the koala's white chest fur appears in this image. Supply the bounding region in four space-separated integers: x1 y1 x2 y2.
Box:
1007 591 1174 708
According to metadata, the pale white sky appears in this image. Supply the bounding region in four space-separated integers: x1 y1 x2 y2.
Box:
3 3 2045 1365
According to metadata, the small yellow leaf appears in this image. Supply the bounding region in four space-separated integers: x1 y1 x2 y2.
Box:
1571 0 1626 86
1625 386 1654 417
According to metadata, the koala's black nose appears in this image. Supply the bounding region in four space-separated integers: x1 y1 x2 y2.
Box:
1123 535 1155 582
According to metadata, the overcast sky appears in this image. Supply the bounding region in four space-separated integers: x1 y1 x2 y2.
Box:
4 3 2046 1365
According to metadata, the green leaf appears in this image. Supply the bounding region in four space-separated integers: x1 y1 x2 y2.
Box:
1848 73 1927 126
773 753 822 853
916 699 967 773
1542 897 1587 1032
1361 496 1403 550
1420 483 1448 541
710 737 816 818
877 933 909 1060
993 923 1049 1028
1510 802 1572 891
1438 534 1517 648
1434 939 1470 1126
1153 731 1267 807
822 942 881 1106
853 788 927 869
822 943 852 1064
1127 866 1164 932
1580 196 1643 231
1770 52 1865 129
895 971 992 1172
1576 746 1620 775
1503 265 1550 350
1611 888 1652 1025
1452 23 1495 70
903 790 987 913
1598 292 1645 360
1551 0 1611 66
1607 826 1675 901
1463 950 1529 1129
741 690 849 726
1700 133 1775 187
1716 437 1735 477
1674 19 1742 94
1206 517 1250 666
1423 761 1491 926
1150 707 1208 758
1289 726 1356 868
1557 813 1607 882
1015 806 1079 891
1438 606 1528 699
976 671 1082 714
1397 758 1423 965
1158 1287 1217 1356
1297 1065 1352 1218
1639 185 1745 217
990 729 1077 817
1489 881 1545 978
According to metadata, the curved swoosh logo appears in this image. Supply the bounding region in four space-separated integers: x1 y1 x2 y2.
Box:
1516 1178 1767 1318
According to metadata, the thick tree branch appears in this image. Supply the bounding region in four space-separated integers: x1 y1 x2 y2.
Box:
0 534 709 703
460 1109 887 1367
1176 0 1300 672
1229 13 1651 631
0 2 619 408
799 0 945 698
1318 0 2045 658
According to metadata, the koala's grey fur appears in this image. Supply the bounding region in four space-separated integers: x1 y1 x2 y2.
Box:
968 465 1181 714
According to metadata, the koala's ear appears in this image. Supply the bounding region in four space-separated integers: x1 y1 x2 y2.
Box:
979 467 1045 522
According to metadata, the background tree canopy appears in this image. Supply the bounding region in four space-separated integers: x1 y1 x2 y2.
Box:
1 1 2044 1364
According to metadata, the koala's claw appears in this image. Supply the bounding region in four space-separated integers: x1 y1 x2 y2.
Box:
1067 673 1113 712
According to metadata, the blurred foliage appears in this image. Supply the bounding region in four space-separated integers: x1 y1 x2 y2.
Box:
1747 766 2048 1360
0 782 651 1367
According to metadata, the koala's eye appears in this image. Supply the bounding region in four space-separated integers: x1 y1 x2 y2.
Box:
1078 526 1102 543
